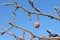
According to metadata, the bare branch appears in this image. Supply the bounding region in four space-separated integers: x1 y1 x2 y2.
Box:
28 0 41 12
2 0 60 21
30 34 35 40
18 4 60 21
54 6 60 18
16 5 60 21
54 6 59 14
2 0 21 11
0 27 23 40
1 25 13 35
7 22 47 39
0 12 16 35
7 32 19 38
1 0 60 40
22 31 25 38
8 22 34 36
14 0 21 11
2 3 14 6
31 12 60 21
12 12 16 25
20 38 25 40
0 32 20 40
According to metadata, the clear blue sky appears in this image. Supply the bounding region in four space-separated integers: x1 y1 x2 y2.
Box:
0 0 60 40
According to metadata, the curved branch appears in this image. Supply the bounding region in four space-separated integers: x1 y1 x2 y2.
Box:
1 26 13 35
31 12 60 21
15 4 60 21
8 22 42 39
3 0 60 21
28 0 41 12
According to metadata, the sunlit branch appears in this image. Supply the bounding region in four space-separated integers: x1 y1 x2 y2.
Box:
2 0 60 21
30 12 60 21
12 12 16 25
54 6 59 14
8 22 34 36
8 22 60 40
19 31 25 40
0 32 20 40
36 14 39 21
1 25 13 35
22 31 25 38
2 0 21 11
0 27 20 40
13 0 21 11
7 21 49 39
8 22 42 39
2 3 14 6
0 21 60 40
14 4 60 21
7 32 20 39
30 34 35 40
1 0 60 40
54 6 60 18
12 3 60 21
47 30 60 37
28 0 41 12
0 12 16 35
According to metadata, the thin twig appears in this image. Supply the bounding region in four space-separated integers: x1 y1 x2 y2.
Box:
0 32 20 40
22 31 25 38
2 3 14 6
12 12 16 25
1 25 13 35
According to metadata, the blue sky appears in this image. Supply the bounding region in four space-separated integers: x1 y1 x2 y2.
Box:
0 0 60 40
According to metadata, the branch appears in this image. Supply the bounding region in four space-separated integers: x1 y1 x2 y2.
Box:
12 3 60 21
1 22 60 40
13 4 60 21
0 27 22 40
13 0 21 11
22 31 25 38
54 6 60 18
31 12 60 21
2 3 14 6
3 0 60 21
8 22 43 39
0 12 16 35
8 22 60 40
12 12 16 25
19 31 25 40
30 35 35 40
7 32 20 39
2 0 21 11
0 31 20 40
8 22 55 40
1 26 13 35
8 22 34 36
28 0 41 12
